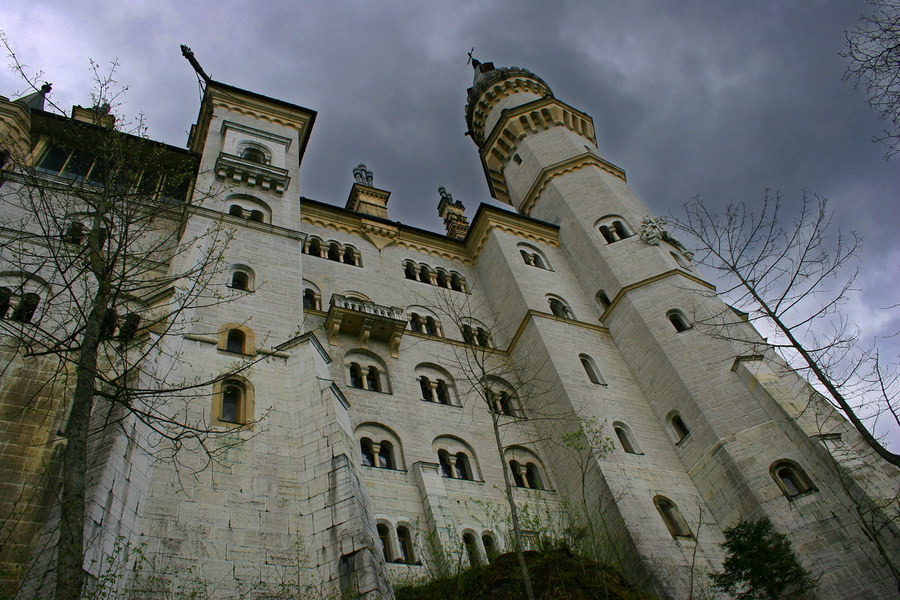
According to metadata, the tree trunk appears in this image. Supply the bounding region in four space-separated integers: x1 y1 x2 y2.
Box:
490 409 535 600
55 303 105 600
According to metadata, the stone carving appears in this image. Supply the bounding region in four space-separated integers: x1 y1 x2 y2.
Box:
640 216 694 260
353 163 374 186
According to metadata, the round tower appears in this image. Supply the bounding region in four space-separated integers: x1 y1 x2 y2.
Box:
465 60 900 600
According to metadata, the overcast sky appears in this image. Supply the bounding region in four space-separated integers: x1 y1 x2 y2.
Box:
3 0 898 442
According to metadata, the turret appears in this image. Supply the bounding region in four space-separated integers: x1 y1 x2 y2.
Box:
465 60 621 214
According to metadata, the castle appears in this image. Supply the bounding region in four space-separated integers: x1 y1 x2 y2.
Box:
1 58 898 599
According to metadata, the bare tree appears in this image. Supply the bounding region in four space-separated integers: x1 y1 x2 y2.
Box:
842 0 900 159
423 287 549 600
669 190 899 467
0 42 264 600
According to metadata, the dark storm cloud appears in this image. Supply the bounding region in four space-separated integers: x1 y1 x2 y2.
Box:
3 0 898 437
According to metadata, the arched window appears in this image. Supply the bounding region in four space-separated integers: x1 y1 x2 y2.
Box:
450 273 464 292
397 526 414 564
247 209 264 223
438 450 452 478
99 309 118 341
409 313 425 333
482 533 498 562
509 460 526 487
240 146 267 164
425 316 439 336
214 377 254 425
436 270 449 288
419 376 431 401
653 496 693 539
12 293 40 323
349 363 364 389
366 366 382 392
613 421 642 454
343 246 358 266
360 438 375 466
487 389 516 416
668 310 691 332
64 221 84 245
356 423 405 471
303 288 320 310
476 328 491 347
518 244 551 270
328 242 341 261
525 464 544 490
404 261 417 280
599 225 616 243
221 382 243 423
463 532 481 566
668 412 690 444
226 329 245 354
435 380 451 405
597 216 632 243
461 325 475 345
345 351 391 393
118 312 141 342
434 437 480 481
229 205 244 218
548 297 574 320
419 264 431 282
377 524 392 561
579 354 606 385
770 460 816 499
455 453 471 480
507 448 550 490
596 290 611 311
378 441 395 469
231 270 249 290
306 238 322 257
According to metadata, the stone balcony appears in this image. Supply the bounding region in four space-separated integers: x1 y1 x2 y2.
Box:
214 152 291 195
325 294 406 357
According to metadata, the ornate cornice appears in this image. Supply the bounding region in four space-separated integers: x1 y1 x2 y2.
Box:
300 201 559 266
519 153 627 216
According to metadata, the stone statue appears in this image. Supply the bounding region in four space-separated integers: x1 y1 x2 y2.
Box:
640 216 694 260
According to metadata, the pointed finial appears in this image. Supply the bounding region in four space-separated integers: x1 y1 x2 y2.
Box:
353 163 374 186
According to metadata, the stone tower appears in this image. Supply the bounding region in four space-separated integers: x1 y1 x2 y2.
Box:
464 59 900 598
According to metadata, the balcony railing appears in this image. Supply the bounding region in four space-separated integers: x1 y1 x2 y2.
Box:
325 294 406 357
214 153 290 195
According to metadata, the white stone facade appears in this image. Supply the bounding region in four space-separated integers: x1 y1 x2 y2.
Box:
1 62 899 600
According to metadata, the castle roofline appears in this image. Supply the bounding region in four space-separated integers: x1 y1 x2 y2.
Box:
206 79 318 119
301 195 559 264
192 80 317 162
30 108 199 158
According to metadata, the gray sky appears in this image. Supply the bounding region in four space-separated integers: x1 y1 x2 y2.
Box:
3 0 899 443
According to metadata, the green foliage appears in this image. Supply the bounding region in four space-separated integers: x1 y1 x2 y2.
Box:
395 548 658 600
710 517 816 600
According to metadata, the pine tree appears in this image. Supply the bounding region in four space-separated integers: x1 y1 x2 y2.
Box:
710 517 816 600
